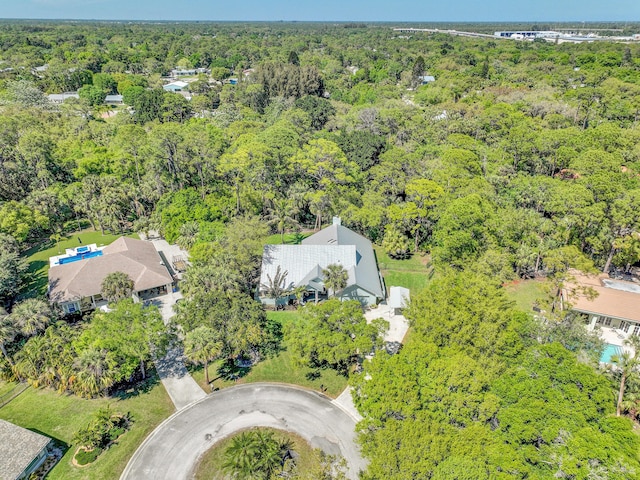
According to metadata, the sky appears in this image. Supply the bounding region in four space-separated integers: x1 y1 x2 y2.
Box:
1 0 639 22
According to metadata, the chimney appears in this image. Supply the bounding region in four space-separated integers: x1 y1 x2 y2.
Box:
332 216 341 226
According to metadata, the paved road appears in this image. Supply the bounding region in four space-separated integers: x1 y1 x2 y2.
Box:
121 383 366 480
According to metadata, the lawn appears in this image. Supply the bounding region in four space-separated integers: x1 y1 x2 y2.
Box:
503 278 551 313
191 311 348 398
0 375 174 480
264 231 311 245
21 228 139 297
375 246 433 295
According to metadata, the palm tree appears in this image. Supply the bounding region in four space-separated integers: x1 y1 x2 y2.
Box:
50 231 63 254
101 271 134 303
0 312 17 368
222 431 262 480
9 298 53 337
184 326 222 386
322 263 348 298
181 261 243 298
73 348 116 397
176 221 199 250
260 266 290 303
266 197 298 244
612 335 640 417
222 430 291 480
254 430 292 477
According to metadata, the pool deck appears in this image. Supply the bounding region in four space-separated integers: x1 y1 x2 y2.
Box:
598 326 635 355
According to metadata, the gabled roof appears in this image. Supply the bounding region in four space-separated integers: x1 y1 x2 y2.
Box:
302 224 384 298
259 223 384 300
0 419 50 480
261 245 357 291
163 81 188 89
566 272 640 323
48 237 173 303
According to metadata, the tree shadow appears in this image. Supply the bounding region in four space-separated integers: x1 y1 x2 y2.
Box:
111 369 161 401
217 359 251 381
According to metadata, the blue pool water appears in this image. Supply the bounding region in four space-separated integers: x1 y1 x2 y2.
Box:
600 343 622 364
58 250 103 264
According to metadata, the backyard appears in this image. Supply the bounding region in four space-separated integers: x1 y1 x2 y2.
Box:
0 374 174 480
502 278 550 313
21 228 138 297
375 246 433 295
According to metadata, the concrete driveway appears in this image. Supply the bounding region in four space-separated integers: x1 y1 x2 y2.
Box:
120 383 366 480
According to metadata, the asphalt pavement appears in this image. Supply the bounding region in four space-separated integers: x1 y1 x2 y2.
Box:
120 383 366 480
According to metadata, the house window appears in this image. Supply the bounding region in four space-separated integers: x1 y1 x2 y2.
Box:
621 321 631 333
65 302 79 314
633 325 640 336
603 317 612 327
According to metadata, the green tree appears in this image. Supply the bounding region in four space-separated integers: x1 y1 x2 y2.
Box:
287 299 385 375
183 326 222 386
611 336 640 417
73 347 117 397
322 263 348 298
222 430 292 480
0 234 28 305
78 84 107 106
0 313 17 368
76 300 169 381
9 298 53 337
260 265 291 302
382 224 410 259
101 272 134 303
266 197 298 244
176 221 199 250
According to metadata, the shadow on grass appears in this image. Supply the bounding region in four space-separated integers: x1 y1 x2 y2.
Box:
111 370 161 401
28 427 69 457
216 360 251 382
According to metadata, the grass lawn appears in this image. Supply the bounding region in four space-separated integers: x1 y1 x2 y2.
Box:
21 228 139 297
375 246 433 296
191 311 348 398
0 374 174 480
264 231 311 245
503 278 551 313
194 427 322 480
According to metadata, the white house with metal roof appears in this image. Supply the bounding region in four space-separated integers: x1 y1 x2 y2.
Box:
259 218 385 307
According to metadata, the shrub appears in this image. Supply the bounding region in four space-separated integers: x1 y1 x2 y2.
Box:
75 447 103 465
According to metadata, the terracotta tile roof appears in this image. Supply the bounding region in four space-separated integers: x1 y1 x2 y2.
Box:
0 419 50 480
566 271 640 323
48 237 173 303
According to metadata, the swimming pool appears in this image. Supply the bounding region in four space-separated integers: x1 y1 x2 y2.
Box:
58 250 103 264
600 343 622 364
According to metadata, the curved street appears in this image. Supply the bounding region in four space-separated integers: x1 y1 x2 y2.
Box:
120 383 366 480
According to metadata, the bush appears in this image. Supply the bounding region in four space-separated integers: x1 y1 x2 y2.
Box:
75 447 103 465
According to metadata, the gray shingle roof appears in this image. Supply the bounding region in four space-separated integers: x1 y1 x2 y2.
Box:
0 419 50 480
48 237 173 303
260 224 384 299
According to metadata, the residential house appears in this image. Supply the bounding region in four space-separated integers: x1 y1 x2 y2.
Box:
258 218 385 307
48 237 173 314
163 81 189 92
47 92 79 103
563 271 640 340
0 419 53 480
418 75 436 84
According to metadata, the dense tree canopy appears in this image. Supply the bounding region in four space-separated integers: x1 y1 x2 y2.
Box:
1 21 640 473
